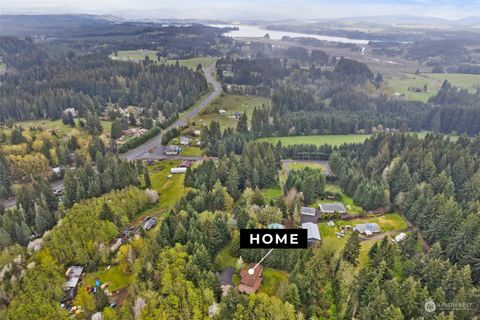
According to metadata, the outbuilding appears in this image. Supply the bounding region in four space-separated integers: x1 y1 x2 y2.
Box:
301 222 321 246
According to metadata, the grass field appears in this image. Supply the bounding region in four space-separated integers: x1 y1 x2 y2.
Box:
166 57 217 70
261 186 283 200
194 93 270 130
216 242 237 270
258 268 289 296
110 50 216 70
384 72 480 102
287 162 324 171
180 146 203 157
258 134 372 147
82 265 133 292
14 119 112 138
148 160 188 210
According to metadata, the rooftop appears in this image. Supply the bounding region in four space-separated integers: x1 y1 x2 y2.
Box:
267 223 285 229
301 222 321 241
301 206 317 216
239 263 263 293
319 203 346 213
354 223 381 234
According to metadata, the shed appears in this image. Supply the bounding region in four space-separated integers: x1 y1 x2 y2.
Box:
301 222 321 246
178 160 192 168
267 223 285 229
170 167 187 174
142 217 157 231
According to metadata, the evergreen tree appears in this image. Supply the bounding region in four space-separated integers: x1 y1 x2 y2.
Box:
144 167 151 188
226 164 240 200
110 118 123 140
0 151 11 198
99 202 114 222
343 232 360 266
236 113 249 134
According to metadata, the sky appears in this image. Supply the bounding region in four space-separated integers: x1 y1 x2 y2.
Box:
1 0 480 20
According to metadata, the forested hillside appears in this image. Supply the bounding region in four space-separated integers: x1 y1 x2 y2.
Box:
331 133 480 282
0 37 207 121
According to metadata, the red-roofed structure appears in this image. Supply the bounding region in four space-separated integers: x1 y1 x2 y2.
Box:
238 263 263 294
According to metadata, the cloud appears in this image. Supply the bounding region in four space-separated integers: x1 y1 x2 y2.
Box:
2 0 480 20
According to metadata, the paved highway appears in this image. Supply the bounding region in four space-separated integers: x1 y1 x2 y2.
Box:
120 62 222 161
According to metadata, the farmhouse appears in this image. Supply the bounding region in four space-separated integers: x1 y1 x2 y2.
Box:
301 222 321 246
300 206 320 223
354 223 381 236
63 266 84 301
165 145 181 155
238 263 263 294
319 203 347 215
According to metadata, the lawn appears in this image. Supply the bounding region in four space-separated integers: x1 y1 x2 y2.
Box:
166 57 217 70
261 186 283 200
181 146 203 157
358 240 377 268
148 160 188 210
319 222 348 253
14 119 112 138
82 265 133 292
383 72 480 102
287 162 325 171
215 242 238 270
110 50 216 70
258 268 289 296
258 134 372 147
194 93 270 130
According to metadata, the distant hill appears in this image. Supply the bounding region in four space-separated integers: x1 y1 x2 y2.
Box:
0 14 124 37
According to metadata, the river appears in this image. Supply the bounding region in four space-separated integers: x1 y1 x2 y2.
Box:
210 24 369 44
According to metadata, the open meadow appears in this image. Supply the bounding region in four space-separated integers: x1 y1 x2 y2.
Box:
258 134 372 147
383 72 480 102
194 93 270 130
110 49 216 70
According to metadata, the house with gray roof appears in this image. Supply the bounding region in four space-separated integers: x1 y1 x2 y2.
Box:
301 222 321 246
300 206 320 223
353 223 381 236
319 203 347 214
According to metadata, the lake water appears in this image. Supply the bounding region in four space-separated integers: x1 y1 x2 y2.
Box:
211 24 369 45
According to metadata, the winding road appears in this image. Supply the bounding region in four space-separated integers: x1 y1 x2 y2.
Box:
120 62 222 161
5 63 221 210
